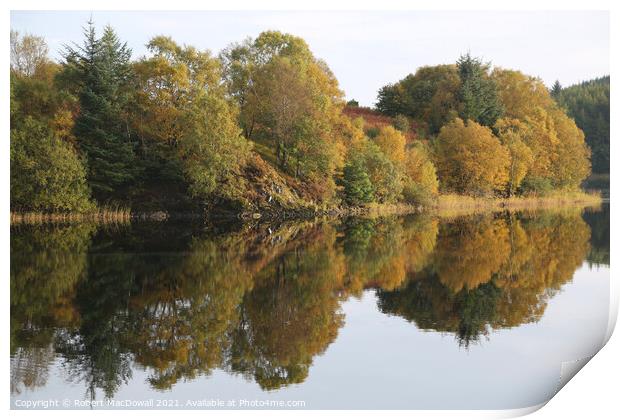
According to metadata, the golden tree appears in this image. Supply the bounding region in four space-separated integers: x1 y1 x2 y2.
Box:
434 118 510 195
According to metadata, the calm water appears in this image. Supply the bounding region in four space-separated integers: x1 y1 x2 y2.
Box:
10 205 610 410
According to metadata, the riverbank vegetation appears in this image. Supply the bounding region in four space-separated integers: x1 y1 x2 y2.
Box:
10 22 605 220
434 191 602 218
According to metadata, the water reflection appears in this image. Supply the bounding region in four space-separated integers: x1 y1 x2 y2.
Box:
10 207 607 399
583 203 610 267
377 212 591 346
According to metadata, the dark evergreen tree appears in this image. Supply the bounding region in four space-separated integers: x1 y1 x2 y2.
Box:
456 53 503 127
550 80 562 99
64 21 136 202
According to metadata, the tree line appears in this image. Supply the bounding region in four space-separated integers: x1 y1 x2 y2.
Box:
10 22 595 214
375 55 592 197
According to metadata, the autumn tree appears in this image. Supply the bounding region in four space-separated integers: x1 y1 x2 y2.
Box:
9 31 91 212
133 36 251 204
513 106 590 193
549 108 591 189
377 59 593 197
492 69 555 121
434 118 510 195
221 31 345 201
10 30 49 77
492 69 591 192
373 125 407 165
11 118 93 212
10 31 78 144
402 141 439 205
495 118 534 196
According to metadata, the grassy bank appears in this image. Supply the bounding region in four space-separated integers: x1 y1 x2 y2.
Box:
433 191 603 217
10 191 604 225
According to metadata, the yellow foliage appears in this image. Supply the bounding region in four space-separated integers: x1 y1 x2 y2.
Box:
404 143 439 195
495 118 534 195
435 118 510 195
492 68 555 120
373 125 407 165
492 69 590 191
549 108 591 189
434 218 511 292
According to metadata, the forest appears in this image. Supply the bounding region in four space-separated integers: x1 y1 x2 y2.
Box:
552 76 610 174
10 22 606 217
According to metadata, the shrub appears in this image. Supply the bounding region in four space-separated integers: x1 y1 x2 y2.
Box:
11 118 93 212
520 176 554 196
392 114 410 133
365 126 380 139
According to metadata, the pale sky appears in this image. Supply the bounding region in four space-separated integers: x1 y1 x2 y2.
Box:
10 10 610 107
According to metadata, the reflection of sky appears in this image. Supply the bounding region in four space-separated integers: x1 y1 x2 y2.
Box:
9 10 609 107
11 262 610 410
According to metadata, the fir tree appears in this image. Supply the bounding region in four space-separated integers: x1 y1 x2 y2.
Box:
550 80 562 99
456 53 503 127
64 21 136 202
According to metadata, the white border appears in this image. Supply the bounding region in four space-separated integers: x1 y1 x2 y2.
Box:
2 1 617 419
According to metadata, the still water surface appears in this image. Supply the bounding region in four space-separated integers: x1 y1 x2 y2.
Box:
10 205 610 409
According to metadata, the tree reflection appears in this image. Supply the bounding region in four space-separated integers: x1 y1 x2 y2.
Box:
433 216 510 293
228 225 345 389
10 208 598 396
124 235 255 390
340 215 438 295
10 224 95 394
55 251 135 399
377 210 591 346
583 204 609 267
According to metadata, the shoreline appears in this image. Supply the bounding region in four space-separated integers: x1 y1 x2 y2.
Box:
9 191 604 225
432 191 604 217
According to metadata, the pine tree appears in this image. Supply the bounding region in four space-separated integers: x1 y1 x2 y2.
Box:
64 21 136 202
550 80 562 99
456 53 503 127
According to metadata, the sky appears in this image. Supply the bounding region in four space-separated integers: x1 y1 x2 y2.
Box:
10 10 610 107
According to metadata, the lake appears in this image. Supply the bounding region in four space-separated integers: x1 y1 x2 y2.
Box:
10 204 610 410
